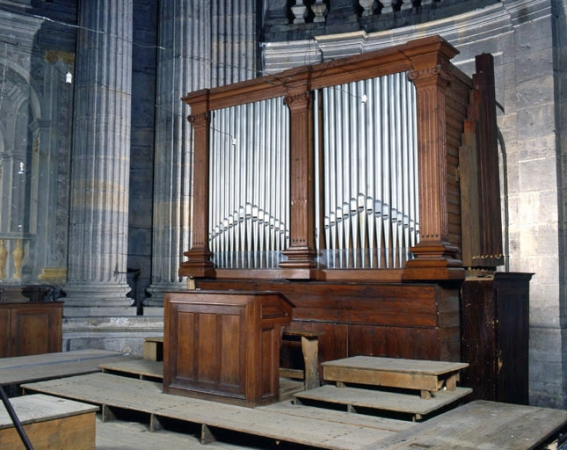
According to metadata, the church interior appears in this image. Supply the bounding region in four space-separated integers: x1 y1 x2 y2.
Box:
1 0 567 448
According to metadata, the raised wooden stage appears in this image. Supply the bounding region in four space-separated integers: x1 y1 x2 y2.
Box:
2 351 566 449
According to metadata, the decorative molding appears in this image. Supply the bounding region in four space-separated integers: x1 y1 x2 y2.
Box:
408 65 452 83
188 112 211 127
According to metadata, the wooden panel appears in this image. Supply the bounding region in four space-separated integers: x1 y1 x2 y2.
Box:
198 280 462 364
219 314 242 389
176 311 196 381
15 311 49 356
348 326 457 362
461 273 532 404
198 280 442 327
0 302 62 358
0 308 10 358
261 327 276 399
197 313 218 385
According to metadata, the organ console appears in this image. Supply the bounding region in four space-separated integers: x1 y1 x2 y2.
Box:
164 36 513 405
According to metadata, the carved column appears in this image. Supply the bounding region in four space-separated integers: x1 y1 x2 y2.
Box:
280 91 317 273
178 92 214 278
64 0 134 315
146 0 211 305
405 56 463 280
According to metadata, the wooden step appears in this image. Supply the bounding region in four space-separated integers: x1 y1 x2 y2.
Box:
100 357 163 381
323 356 468 395
294 385 472 421
0 394 98 450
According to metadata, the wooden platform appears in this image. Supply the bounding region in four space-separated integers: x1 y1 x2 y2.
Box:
18 368 567 449
0 349 132 386
21 372 406 450
360 400 567 450
294 385 472 420
0 394 98 450
323 356 468 393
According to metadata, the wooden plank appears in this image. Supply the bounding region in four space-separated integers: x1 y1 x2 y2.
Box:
294 385 472 416
0 349 126 370
323 357 468 376
262 401 415 433
361 400 567 450
99 359 163 379
280 368 304 379
0 394 98 429
323 356 468 391
0 355 135 386
22 373 398 450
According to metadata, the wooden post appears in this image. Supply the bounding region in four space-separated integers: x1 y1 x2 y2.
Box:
179 90 214 278
280 89 318 273
404 41 465 281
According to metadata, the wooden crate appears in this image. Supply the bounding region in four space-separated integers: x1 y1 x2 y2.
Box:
0 394 97 450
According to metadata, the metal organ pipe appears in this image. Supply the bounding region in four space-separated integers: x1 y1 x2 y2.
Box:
209 97 290 268
209 72 418 270
317 72 420 269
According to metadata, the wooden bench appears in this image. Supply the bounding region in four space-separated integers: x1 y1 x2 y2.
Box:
280 329 323 391
323 356 469 399
0 394 98 449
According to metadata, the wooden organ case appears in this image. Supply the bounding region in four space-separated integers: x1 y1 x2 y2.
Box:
165 36 524 404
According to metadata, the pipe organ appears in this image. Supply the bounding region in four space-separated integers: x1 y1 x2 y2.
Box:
175 36 504 368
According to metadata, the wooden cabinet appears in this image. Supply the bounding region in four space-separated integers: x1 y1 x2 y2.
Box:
0 302 63 358
461 273 532 404
164 291 293 407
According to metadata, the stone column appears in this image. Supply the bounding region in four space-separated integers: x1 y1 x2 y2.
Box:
212 0 257 87
145 1 211 306
64 0 134 316
147 0 258 307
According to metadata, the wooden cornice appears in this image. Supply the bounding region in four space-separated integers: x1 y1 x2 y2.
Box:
182 36 460 112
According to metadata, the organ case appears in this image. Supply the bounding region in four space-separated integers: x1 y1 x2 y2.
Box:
175 36 506 377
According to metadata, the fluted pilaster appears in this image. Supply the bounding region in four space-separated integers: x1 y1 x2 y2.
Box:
145 0 211 305
64 0 134 315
